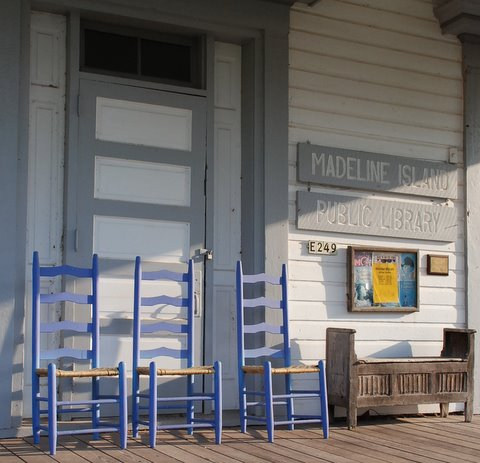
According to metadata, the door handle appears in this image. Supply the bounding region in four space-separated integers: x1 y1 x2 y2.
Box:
194 292 201 317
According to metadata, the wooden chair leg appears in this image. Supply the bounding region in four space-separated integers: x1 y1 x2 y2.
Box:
187 374 194 436
264 361 274 443
239 371 247 433
318 360 329 439
214 361 223 444
47 364 58 455
32 374 41 445
149 362 158 449
119 362 128 449
132 371 139 438
92 376 100 440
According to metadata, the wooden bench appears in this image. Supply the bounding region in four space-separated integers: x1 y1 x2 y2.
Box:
326 327 475 429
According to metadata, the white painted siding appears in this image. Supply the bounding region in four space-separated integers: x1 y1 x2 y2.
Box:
288 0 464 414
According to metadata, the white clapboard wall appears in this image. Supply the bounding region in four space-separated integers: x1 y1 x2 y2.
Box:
288 0 464 415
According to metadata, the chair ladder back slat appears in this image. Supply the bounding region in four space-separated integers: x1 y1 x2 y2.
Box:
141 295 189 307
244 347 284 359
236 261 287 367
140 347 188 360
40 348 92 361
40 292 92 304
40 321 91 333
243 322 283 334
133 257 194 370
140 321 188 334
32 251 99 370
243 297 282 309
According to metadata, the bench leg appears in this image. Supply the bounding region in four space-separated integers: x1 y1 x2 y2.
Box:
347 404 357 430
328 404 335 422
439 402 449 418
464 399 473 422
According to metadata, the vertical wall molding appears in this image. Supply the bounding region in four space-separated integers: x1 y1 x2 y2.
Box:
24 11 67 419
463 37 480 414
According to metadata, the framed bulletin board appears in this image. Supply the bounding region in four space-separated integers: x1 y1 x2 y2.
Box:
347 246 419 312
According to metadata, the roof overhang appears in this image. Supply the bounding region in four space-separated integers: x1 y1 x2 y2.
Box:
434 0 480 38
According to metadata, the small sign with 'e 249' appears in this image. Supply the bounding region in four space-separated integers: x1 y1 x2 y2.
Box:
308 241 338 255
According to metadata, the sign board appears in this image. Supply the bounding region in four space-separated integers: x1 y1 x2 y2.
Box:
296 190 456 242
298 143 457 199
307 241 338 255
348 246 419 312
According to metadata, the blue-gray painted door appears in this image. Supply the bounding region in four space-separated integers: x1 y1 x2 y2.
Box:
65 78 207 399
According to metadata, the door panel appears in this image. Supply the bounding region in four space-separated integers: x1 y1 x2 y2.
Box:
66 79 206 394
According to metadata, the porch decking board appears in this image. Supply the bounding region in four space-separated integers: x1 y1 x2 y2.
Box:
391 417 480 445
227 430 333 463
1 416 479 463
369 421 480 458
292 429 416 463
273 437 358 463
322 430 437 463
101 438 181 463
123 434 242 463
276 429 388 463
353 421 480 463
353 425 471 463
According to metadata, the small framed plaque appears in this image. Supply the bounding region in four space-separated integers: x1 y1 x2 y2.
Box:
427 255 449 276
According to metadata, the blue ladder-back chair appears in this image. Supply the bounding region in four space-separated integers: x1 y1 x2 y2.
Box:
31 251 127 455
132 256 222 447
236 260 329 442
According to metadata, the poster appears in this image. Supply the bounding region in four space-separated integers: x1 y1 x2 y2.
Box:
399 253 417 307
372 252 400 306
349 247 418 312
353 251 373 307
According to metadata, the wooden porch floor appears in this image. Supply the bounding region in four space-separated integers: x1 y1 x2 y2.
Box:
1 415 479 462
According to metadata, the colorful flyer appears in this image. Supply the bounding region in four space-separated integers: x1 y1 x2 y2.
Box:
372 262 399 304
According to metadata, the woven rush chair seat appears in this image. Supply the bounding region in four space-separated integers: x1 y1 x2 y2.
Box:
35 367 121 378
242 365 321 375
137 366 216 376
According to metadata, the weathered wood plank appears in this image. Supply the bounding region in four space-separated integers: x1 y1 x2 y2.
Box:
396 416 480 440
381 420 480 452
233 437 332 463
0 443 27 463
359 422 480 463
102 437 180 463
352 424 471 463
0 437 57 462
273 436 356 463
53 435 124 463
290 428 412 463
320 427 449 463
